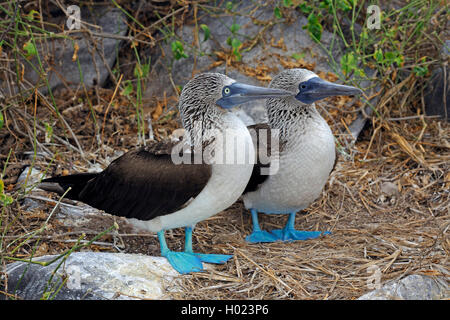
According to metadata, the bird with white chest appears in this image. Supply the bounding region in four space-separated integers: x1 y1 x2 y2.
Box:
242 68 363 243
39 73 292 274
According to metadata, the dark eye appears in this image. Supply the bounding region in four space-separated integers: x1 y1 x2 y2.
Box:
300 84 307 89
223 87 231 95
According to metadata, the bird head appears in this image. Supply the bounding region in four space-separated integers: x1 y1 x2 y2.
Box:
269 68 362 105
178 73 293 115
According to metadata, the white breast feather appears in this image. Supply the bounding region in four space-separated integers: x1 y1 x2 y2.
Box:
243 116 335 214
130 113 255 232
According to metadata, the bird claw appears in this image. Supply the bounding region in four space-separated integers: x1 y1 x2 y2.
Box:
270 228 330 242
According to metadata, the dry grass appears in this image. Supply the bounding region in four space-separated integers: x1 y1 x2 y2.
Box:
167 109 449 299
1 0 449 300
2 75 448 300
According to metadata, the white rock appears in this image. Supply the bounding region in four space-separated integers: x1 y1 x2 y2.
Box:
2 252 181 300
358 275 449 300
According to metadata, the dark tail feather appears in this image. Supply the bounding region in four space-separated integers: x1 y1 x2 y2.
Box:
39 173 98 200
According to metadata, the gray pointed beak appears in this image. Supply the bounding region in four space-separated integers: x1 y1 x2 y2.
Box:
296 77 363 104
216 82 293 109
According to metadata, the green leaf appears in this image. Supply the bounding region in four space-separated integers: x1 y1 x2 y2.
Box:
374 48 383 63
23 40 37 58
1 193 14 206
171 40 188 60
291 52 305 61
319 0 333 12
225 1 233 11
26 9 40 21
340 52 358 75
306 13 323 42
298 3 313 14
273 7 282 19
230 23 240 34
0 179 12 206
394 55 404 66
231 37 241 49
283 0 293 7
0 112 4 130
121 80 134 97
200 24 210 42
232 49 242 61
383 51 403 66
336 0 352 12
413 65 428 77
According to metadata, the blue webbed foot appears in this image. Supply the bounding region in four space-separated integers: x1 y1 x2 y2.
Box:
246 230 279 243
269 212 331 242
193 253 233 264
163 251 204 274
245 209 279 243
270 228 330 242
183 226 232 266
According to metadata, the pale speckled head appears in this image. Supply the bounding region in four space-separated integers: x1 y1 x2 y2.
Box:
178 73 231 120
269 69 318 94
178 73 292 144
266 69 362 138
178 73 292 126
179 73 292 113
269 68 362 105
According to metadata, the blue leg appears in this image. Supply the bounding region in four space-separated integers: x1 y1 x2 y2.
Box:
270 212 331 242
245 209 278 243
184 226 232 264
158 230 203 274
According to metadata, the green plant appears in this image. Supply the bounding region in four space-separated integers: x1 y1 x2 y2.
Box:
226 21 243 61
0 179 13 206
171 40 188 60
304 12 323 42
121 80 134 97
200 24 210 42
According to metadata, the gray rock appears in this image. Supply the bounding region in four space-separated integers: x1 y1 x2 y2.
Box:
17 166 45 193
145 3 344 124
2 252 180 300
3 7 127 97
358 275 449 300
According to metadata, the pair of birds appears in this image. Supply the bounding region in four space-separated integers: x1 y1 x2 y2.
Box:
40 69 362 274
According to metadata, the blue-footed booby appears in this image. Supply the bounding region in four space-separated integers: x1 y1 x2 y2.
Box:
39 73 292 273
243 69 362 243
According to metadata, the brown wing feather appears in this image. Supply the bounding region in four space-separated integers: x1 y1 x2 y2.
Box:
45 140 212 221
